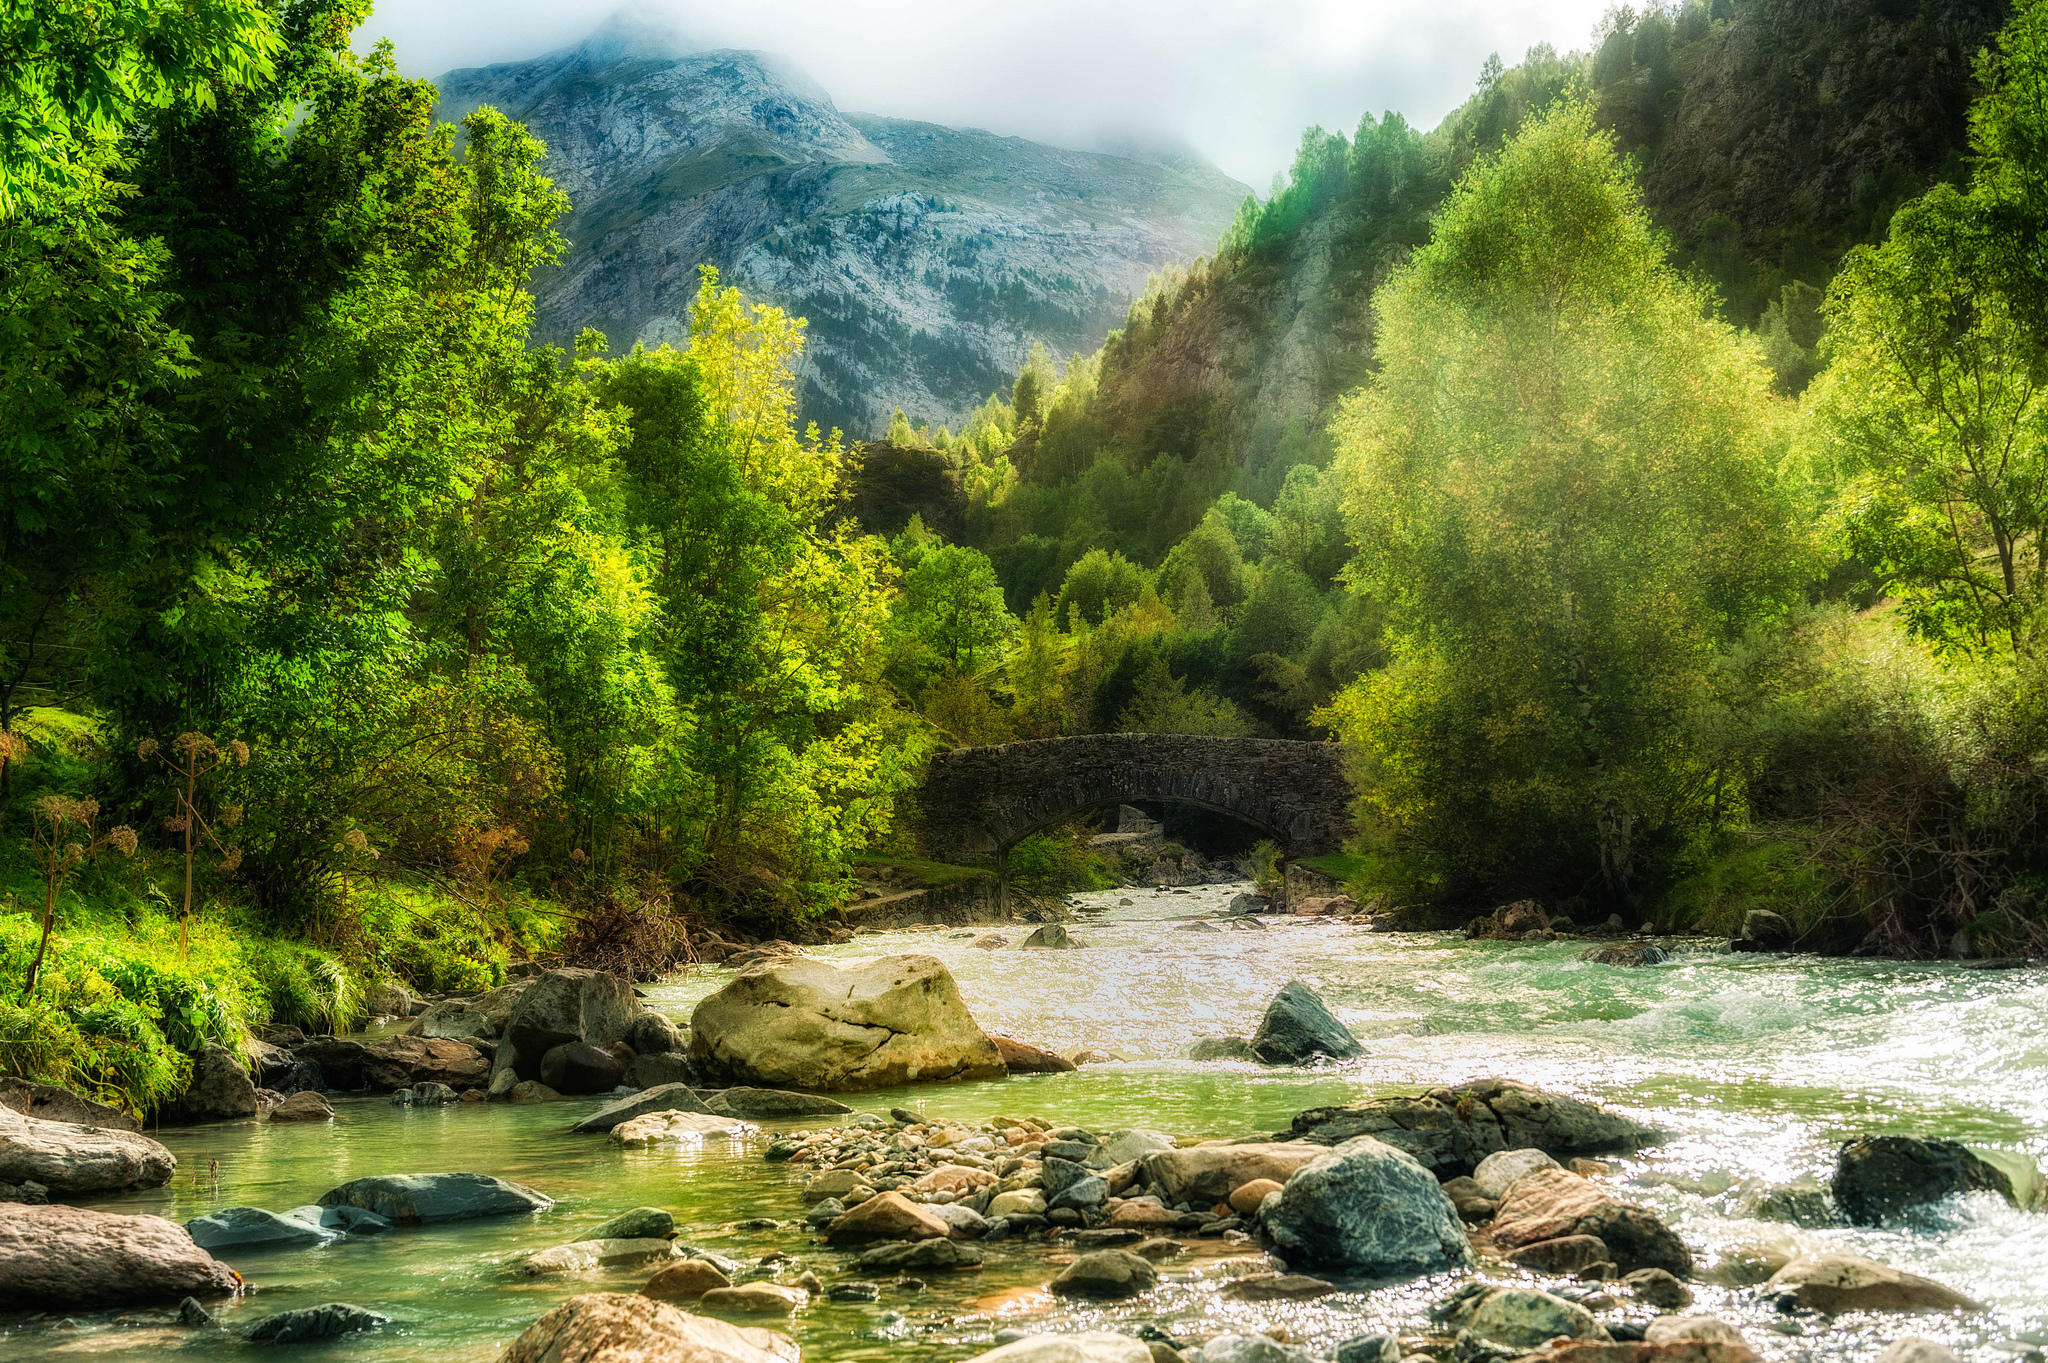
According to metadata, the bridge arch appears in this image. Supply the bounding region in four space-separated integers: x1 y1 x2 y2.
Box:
916 733 1354 865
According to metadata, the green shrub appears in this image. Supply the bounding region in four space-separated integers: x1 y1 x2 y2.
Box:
1006 829 1112 896
1661 835 1835 937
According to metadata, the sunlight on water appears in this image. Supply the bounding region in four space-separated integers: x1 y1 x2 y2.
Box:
8 882 2045 1362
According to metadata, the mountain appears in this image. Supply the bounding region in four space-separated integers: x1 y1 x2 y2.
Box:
434 13 1250 436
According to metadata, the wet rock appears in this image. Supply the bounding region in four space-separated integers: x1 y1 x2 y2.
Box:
0 1177 48 1202
282 1203 393 1236
1441 1175 1497 1222
512 1238 680 1276
590 1207 675 1240
1336 1337 1404 1363
972 934 1008 949
570 1082 714 1132
1503 1343 1760 1363
1742 1182 1833 1226
184 1205 339 1252
269 1090 334 1122
624 1011 688 1056
1763 1252 1985 1314
706 1087 853 1118
698 1283 806 1316
690 954 1004 1091
178 1296 214 1326
1101 1129 1176 1163
968 1334 1153 1363
1473 1148 1562 1198
1221 1272 1337 1301
826 1189 951 1242
1049 1248 1159 1299
1229 1177 1284 1215
1288 1078 1655 1172
639 1257 731 1303
1017 924 1080 949
623 1051 698 1089
1434 1283 1610 1348
409 1000 495 1042
1579 944 1669 966
1194 1337 1318 1363
1874 1340 1963 1363
1139 1141 1324 1204
1491 1168 1692 1278
1250 980 1362 1063
1108 1200 1181 1229
0 1204 240 1308
541 1041 626 1095
994 1035 1079 1073
502 969 640 1083
1503 1234 1611 1275
1736 910 1794 950
854 1238 984 1272
155 1044 259 1124
610 1111 752 1145
801 1169 870 1202
990 1189 1047 1217
499 1292 795 1363
1642 1318 1746 1346
1186 1036 1258 1061
0 1102 176 1194
1470 901 1550 939
1624 1268 1692 1309
1261 1135 1474 1276
297 1035 491 1092
0 1076 140 1130
1832 1136 2018 1225
912 1163 998 1196
1044 1156 1109 1209
510 1080 564 1102
243 1303 388 1342
316 1171 552 1224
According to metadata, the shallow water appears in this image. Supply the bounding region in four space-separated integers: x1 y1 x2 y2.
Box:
9 882 2047 1362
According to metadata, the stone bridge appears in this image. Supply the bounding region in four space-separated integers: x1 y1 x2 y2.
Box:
917 733 1354 865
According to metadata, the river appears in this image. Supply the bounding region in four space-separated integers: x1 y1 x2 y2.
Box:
10 882 2046 1362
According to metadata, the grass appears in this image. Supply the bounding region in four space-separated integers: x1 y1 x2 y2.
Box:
1294 852 1371 881
854 854 995 888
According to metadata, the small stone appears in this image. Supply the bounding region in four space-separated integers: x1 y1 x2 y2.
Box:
1048 1249 1158 1299
639 1258 731 1303
243 1303 389 1343
1229 1178 1283 1215
696 1283 806 1316
589 1207 675 1240
1221 1272 1337 1301
1623 1267 1692 1309
1336 1337 1402 1363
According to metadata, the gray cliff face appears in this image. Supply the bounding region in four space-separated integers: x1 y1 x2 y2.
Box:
435 16 1247 435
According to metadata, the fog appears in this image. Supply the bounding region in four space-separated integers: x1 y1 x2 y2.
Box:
358 0 1615 187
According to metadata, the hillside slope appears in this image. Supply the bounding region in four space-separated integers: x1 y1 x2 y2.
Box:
434 14 1248 435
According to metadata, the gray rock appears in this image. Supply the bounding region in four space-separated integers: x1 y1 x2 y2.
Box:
1288 1078 1655 1172
588 1206 674 1240
244 1303 389 1343
409 1000 495 1041
1472 1148 1561 1199
1016 924 1080 949
1260 1135 1474 1276
1042 1156 1108 1209
503 968 639 1080
0 1076 141 1130
1048 1248 1158 1299
1101 1129 1176 1164
929 1202 991 1236
1249 980 1361 1064
540 1040 626 1095
1196 1336 1318 1363
0 1103 177 1194
1833 1136 2019 1224
184 1205 339 1251
316 1172 552 1224
282 1203 393 1235
1336 1337 1403 1363
297 1034 490 1092
705 1086 853 1118
1739 909 1795 949
854 1238 984 1271
569 1082 713 1132
156 1044 258 1124
412 1080 458 1106
1623 1267 1693 1309
1186 1036 1258 1062
1875 1340 1963 1363
622 1051 698 1089
624 1011 688 1056
1432 1283 1609 1348
0 1204 239 1308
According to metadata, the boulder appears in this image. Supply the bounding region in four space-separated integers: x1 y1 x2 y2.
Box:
0 1204 239 1308
1737 909 1794 949
0 1076 140 1130
989 1189 1047 1217
1049 1248 1159 1298
1335 1336 1403 1363
1491 1168 1692 1277
1288 1078 1655 1173
1763 1253 1984 1314
971 934 1008 949
1624 1267 1692 1309
511 1080 564 1103
994 1035 1079 1073
282 1203 393 1236
0 1102 176 1193
155 1043 259 1124
1642 1318 1745 1346
1016 924 1080 949
244 1303 388 1342
270 1090 335 1122
184 1205 339 1251
1230 1178 1284 1215
499 1292 797 1363
1832 1136 2018 1224
512 1238 680 1276
296 1034 490 1092
1198 1337 1319 1363
1471 901 1550 939
1101 1129 1176 1164
409 1000 495 1042
611 1111 751 1146
689 954 1004 1091
541 1041 627 1095
625 1011 689 1056
825 1190 951 1242
1186 1036 1258 1062
624 1052 699 1090
504 968 640 1080
317 1171 552 1224
571 1082 714 1133
1579 944 1670 967
1249 980 1362 1064
1260 1135 1474 1276
704 1087 853 1118
1433 1283 1609 1348
967 1335 1153 1363
1473 1148 1562 1198
590 1207 676 1240
698 1284 806 1317
1140 1141 1325 1204
641 1258 733 1303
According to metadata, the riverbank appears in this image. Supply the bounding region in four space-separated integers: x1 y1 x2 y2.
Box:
5 882 2046 1363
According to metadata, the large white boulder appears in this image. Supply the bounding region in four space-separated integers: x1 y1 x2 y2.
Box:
689 955 1003 1091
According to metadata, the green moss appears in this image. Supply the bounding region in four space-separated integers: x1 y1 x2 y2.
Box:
855 855 995 888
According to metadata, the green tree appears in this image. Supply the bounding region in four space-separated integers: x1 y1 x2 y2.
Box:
896 542 1016 673
1055 548 1146 628
1324 99 1804 904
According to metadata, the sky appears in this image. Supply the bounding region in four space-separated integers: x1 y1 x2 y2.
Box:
357 0 1617 189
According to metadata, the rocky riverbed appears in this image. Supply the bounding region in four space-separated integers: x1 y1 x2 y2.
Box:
3 882 2045 1363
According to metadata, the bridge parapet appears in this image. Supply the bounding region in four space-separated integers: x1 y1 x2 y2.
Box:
917 733 1354 865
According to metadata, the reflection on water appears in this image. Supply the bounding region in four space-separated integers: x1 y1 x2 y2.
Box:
7 882 2046 1362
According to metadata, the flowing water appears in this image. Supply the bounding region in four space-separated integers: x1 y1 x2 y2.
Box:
9 882 2048 1362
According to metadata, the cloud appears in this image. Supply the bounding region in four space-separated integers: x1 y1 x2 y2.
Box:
358 0 1615 186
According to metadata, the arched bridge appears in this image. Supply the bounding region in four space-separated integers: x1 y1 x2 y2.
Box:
917 734 1354 864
